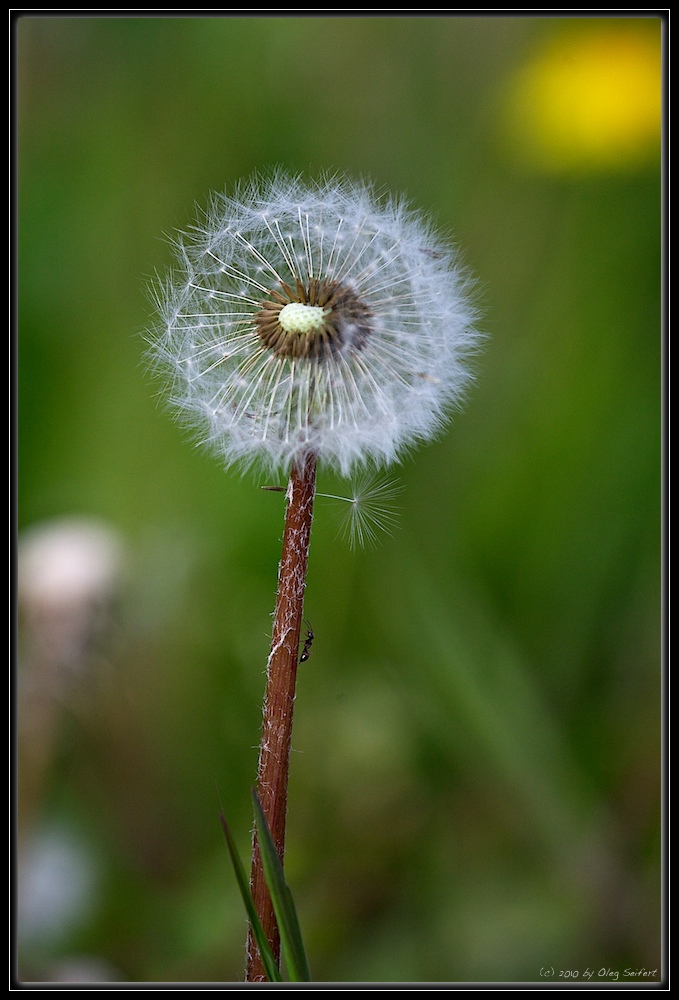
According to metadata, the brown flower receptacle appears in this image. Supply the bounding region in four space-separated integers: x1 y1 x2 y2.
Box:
255 278 372 359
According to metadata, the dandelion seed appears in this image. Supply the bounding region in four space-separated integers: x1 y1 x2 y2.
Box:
318 470 404 550
147 171 480 478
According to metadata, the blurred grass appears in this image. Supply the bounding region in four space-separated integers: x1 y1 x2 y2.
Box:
16 15 662 984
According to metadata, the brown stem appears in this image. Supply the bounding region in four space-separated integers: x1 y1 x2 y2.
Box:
245 452 317 982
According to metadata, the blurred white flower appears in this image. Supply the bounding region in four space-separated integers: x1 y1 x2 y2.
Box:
18 519 122 616
17 824 100 948
18 518 123 677
149 173 480 476
17 520 125 827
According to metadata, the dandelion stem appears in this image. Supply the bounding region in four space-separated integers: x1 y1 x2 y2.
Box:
245 451 317 982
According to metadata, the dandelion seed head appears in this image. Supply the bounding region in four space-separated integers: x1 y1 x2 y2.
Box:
147 171 481 476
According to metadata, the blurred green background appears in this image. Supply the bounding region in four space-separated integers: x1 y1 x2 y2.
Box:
17 15 662 985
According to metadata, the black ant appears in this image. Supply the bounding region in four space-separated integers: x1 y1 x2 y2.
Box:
299 620 314 663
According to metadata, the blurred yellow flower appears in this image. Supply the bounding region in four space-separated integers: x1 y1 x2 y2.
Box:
505 24 662 172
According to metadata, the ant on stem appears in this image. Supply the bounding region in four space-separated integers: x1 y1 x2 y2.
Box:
299 620 314 663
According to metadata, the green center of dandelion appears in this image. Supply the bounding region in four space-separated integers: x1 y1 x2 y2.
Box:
278 302 329 335
255 277 372 360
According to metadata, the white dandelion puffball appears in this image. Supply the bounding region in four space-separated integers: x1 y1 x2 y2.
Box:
149 173 480 476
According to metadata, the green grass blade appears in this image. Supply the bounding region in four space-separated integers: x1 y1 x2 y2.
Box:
218 809 283 983
251 788 312 982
